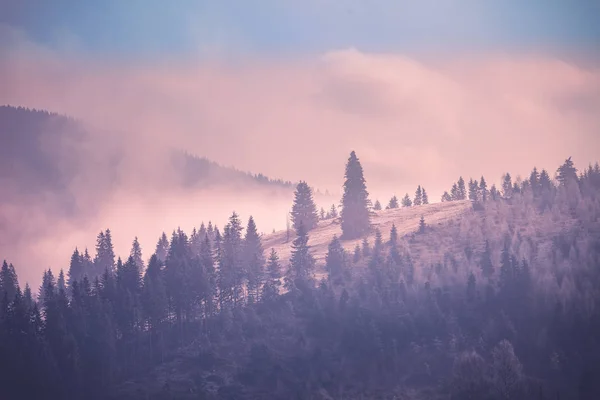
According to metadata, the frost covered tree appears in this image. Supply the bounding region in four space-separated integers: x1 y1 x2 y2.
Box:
291 181 319 232
340 151 370 239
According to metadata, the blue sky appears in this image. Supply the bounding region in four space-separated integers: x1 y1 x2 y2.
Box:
2 0 599 58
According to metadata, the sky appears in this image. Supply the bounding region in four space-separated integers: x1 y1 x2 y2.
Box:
1 1 600 286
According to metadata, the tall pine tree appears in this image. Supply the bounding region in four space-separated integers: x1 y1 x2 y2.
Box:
340 151 370 239
291 181 319 232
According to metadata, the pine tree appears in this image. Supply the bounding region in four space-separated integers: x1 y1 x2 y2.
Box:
67 248 84 290
441 191 452 202
414 185 423 206
490 184 499 201
0 260 19 302
539 169 553 192
320 207 326 220
340 151 371 239
219 212 245 308
373 199 382 211
450 183 459 200
285 222 315 291
388 224 401 266
326 235 347 286
38 269 55 306
479 177 489 202
244 216 265 304
155 233 169 264
468 179 479 201
57 270 66 293
369 229 385 271
362 237 371 258
457 177 467 200
422 188 429 204
401 194 412 207
199 234 216 316
529 168 540 195
291 181 319 232
556 157 578 186
387 195 399 209
263 248 282 300
329 204 338 218
502 173 513 198
130 237 144 271
141 255 167 360
94 229 115 277
418 215 426 234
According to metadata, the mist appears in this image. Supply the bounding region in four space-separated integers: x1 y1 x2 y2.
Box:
1 25 600 287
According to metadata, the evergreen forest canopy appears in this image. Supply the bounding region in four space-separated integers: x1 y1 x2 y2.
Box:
2 150 600 400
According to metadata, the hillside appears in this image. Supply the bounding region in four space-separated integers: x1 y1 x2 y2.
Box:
264 200 472 267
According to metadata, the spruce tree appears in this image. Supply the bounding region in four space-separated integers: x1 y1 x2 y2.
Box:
502 173 513 198
556 157 578 186
362 237 371 258
67 248 84 289
329 204 338 218
441 191 452 202
320 207 326 220
219 212 245 307
263 249 282 298
539 169 553 192
418 215 426 234
285 222 315 291
457 177 467 200
373 199 382 211
468 179 479 201
325 235 347 286
199 234 216 316
57 270 66 293
529 168 540 195
94 229 115 277
353 244 361 263
490 185 499 201
155 233 169 264
130 237 144 271
387 195 399 209
244 216 265 304
401 193 412 207
450 183 459 200
0 260 18 302
340 151 370 239
291 181 319 232
414 186 423 206
388 224 401 266
422 188 429 204
479 177 488 202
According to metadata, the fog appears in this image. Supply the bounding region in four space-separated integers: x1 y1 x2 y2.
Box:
1 25 600 287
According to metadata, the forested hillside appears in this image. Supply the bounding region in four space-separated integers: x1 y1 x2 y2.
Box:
1 152 600 399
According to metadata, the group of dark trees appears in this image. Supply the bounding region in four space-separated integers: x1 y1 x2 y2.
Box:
373 185 430 211
2 152 600 399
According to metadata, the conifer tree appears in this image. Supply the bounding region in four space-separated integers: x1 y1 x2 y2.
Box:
362 237 371 258
291 181 319 232
155 233 169 264
422 188 429 204
502 173 513 198
490 184 499 201
0 261 18 302
38 269 55 306
450 183 459 200
468 179 479 201
285 222 315 291
326 235 347 286
130 237 144 271
401 193 412 207
387 195 399 209
57 270 66 293
320 207 326 220
414 185 423 206
556 157 578 186
373 199 382 210
199 234 216 316
388 224 401 266
329 204 338 218
219 212 245 307
418 215 426 234
244 216 265 304
539 169 553 192
479 177 488 202
457 177 467 200
441 191 452 202
67 248 84 289
529 168 540 195
340 151 371 239
94 229 115 277
262 248 282 300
